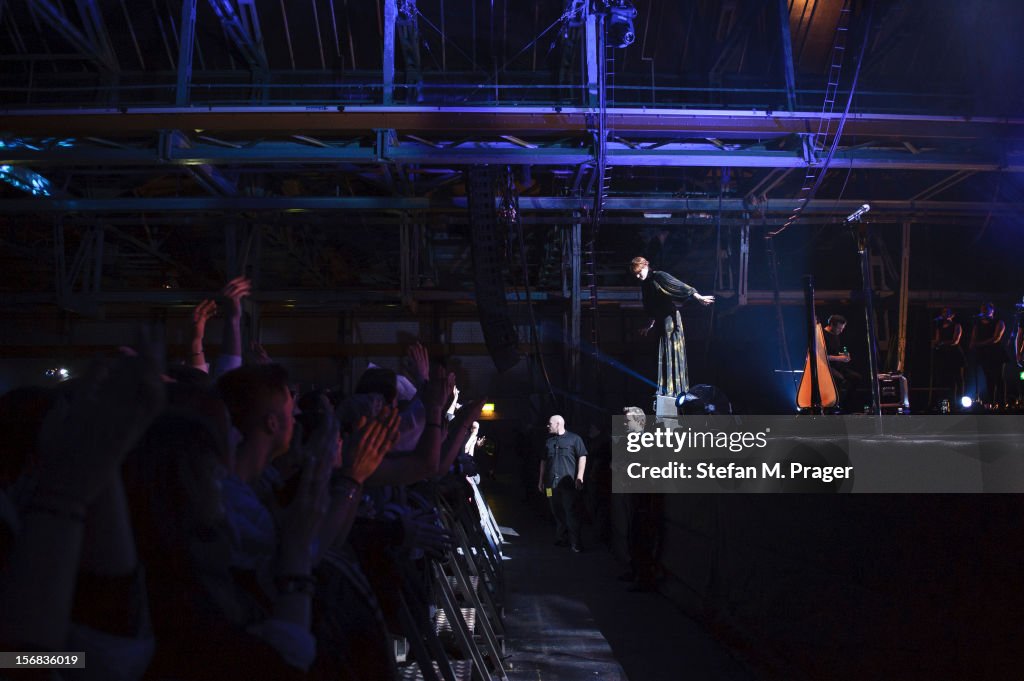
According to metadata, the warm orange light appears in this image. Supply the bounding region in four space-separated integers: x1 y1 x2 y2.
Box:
481 403 496 415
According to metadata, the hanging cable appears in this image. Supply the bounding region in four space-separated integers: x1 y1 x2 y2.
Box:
703 170 725 361
501 167 558 409
769 1 874 238
449 3 586 102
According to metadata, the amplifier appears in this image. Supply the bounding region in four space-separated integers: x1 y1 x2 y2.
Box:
878 373 910 410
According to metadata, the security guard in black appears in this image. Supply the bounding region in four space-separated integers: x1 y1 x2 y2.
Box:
539 415 588 551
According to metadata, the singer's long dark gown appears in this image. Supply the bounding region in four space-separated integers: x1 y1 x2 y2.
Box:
640 270 698 397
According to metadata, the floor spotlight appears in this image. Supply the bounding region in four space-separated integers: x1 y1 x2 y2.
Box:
676 384 732 415
960 396 973 410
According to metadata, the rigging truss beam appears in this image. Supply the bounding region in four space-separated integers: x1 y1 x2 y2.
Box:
206 0 268 72
2 140 1020 172
31 0 118 73
2 106 1022 141
0 196 1020 217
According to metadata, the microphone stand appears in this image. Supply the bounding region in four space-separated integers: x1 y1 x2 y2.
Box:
854 220 882 415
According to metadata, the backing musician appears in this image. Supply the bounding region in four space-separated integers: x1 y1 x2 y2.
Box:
931 307 965 406
968 302 1005 405
823 315 861 412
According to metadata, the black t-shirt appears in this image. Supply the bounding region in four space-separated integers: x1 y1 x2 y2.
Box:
974 316 999 345
544 431 588 487
824 327 844 363
935 319 959 344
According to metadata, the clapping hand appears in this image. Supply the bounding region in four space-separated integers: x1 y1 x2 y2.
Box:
419 364 456 411
341 405 401 484
219 276 251 321
407 342 430 386
249 341 272 365
192 299 217 330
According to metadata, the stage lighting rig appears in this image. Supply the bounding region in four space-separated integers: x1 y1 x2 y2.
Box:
397 0 416 19
600 0 637 48
676 384 732 415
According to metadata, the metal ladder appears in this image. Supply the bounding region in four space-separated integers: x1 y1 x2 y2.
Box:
776 0 853 233
583 22 616 371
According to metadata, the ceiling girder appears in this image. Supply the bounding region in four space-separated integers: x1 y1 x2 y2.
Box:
206 0 268 72
0 288 1007 310
2 141 1020 172
176 0 198 105
160 130 239 196
30 0 118 72
1 196 1019 216
3 106 1022 141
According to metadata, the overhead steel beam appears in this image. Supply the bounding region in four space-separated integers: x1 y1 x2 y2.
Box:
0 288 1005 310
160 130 238 196
910 169 978 201
1 196 1020 216
709 0 769 85
3 106 1023 141
206 0 268 71
31 0 118 72
383 0 396 105
584 9 599 108
176 0 198 106
74 0 118 71
777 0 797 111
395 0 422 102
4 141 1021 172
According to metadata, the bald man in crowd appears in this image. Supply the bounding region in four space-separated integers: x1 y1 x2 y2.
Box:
538 414 588 552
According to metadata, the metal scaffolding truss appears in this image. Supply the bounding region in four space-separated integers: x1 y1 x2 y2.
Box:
1 0 1023 308
2 106 1022 216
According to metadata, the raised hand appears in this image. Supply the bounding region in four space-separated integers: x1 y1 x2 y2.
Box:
192 299 217 330
249 341 272 365
218 276 251 361
341 405 400 484
219 276 251 321
419 364 456 411
445 384 462 419
407 342 430 385
438 398 486 476
189 299 217 366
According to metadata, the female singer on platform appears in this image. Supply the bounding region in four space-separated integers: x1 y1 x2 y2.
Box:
631 256 714 398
